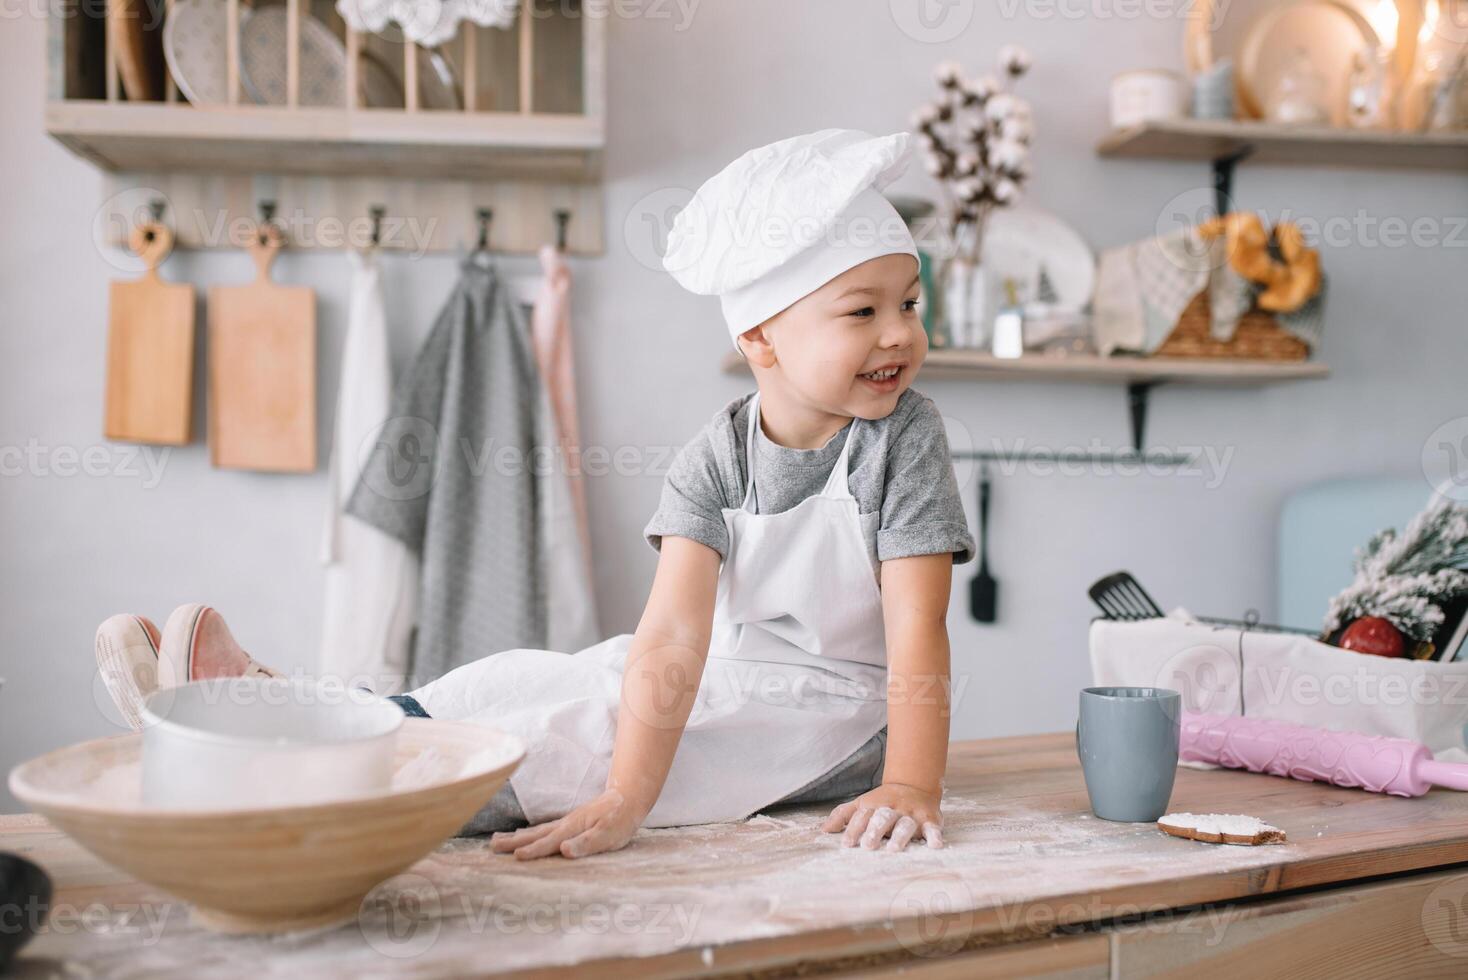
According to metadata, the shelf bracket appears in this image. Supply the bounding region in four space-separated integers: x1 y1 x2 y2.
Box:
947 382 1194 468
1126 381 1158 456
1212 146 1254 217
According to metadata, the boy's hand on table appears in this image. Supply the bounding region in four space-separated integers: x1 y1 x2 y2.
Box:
489 789 646 861
822 782 944 851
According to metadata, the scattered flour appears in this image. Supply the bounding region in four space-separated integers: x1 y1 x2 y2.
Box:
33 788 1304 977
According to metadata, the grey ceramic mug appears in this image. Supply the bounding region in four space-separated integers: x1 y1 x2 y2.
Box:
1076 686 1181 822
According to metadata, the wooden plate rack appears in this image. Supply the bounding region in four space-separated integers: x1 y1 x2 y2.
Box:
46 0 606 255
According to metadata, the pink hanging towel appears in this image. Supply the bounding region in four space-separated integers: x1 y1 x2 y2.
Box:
531 243 599 650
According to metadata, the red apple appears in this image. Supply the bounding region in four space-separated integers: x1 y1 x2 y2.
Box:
1339 616 1406 658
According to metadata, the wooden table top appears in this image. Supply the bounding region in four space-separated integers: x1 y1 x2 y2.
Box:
6 732 1468 978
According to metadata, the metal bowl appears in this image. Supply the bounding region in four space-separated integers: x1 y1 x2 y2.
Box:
139 677 404 809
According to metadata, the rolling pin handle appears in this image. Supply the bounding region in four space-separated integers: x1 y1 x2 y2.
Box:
1418 759 1468 793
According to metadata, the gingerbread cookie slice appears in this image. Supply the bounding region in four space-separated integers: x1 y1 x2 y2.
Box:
1158 812 1286 846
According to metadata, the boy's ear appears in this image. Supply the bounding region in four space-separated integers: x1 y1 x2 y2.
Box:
738 324 777 369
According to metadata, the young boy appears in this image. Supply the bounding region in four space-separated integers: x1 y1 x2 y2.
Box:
97 129 974 860
460 128 973 858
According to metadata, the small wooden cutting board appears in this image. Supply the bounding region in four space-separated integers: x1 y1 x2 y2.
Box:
208 225 316 472
104 222 195 445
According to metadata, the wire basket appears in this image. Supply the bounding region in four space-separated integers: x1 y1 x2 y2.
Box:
1154 290 1310 361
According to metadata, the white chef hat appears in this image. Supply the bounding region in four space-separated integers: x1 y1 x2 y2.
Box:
662 129 919 346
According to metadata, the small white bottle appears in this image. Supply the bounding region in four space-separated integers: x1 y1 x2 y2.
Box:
991 279 1024 360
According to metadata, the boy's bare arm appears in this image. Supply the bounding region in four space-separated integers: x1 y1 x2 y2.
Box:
607 535 722 816
491 535 721 860
880 552 953 795
823 552 953 850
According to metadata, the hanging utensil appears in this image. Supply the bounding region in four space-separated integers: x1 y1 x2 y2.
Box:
969 466 997 623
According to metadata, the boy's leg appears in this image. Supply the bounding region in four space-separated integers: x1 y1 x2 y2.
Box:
386 693 431 717
768 728 887 808
458 784 531 836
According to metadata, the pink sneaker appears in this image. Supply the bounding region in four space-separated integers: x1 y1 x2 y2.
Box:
94 614 163 730
160 604 283 685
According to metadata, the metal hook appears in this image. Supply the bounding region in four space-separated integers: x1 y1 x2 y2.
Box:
144 198 167 243
369 205 385 247
257 200 278 247
554 208 571 252
476 207 493 251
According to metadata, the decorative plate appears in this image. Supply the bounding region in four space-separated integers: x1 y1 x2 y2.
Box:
240 7 350 107
162 0 242 105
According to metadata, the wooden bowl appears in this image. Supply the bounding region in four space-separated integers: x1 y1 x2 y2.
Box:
8 719 523 934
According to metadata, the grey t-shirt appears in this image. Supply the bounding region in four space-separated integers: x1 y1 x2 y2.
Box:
644 388 975 565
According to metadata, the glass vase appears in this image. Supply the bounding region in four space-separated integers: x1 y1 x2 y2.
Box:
939 217 991 349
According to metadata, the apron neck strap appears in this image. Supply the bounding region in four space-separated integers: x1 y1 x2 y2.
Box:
740 393 761 512
741 392 857 511
820 417 857 500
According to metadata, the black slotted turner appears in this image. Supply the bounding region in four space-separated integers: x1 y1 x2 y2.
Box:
1088 571 1165 621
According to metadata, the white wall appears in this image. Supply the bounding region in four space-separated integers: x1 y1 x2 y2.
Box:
3 3 1465 810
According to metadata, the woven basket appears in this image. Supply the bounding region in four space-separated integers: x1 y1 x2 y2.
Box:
1154 291 1309 361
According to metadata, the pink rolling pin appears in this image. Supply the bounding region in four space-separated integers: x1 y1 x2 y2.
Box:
1180 712 1468 798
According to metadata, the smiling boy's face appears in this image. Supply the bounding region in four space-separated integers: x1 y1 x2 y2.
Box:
739 253 927 422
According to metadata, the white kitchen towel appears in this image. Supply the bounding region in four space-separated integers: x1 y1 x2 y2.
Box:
1090 611 1468 758
319 249 418 693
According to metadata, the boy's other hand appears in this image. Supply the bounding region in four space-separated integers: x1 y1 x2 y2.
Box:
821 783 944 851
489 789 645 860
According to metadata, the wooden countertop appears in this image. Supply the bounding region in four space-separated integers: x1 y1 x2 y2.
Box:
6 732 1468 977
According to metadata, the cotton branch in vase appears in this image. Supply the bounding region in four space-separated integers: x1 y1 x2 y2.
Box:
913 45 1033 260
1323 498 1468 649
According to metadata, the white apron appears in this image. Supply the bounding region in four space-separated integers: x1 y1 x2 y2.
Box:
411 392 889 828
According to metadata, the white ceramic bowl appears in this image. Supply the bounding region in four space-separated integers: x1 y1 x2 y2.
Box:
139 677 404 809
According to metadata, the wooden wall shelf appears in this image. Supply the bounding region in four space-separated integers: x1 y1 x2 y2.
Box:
47 102 603 182
721 350 1329 457
1097 118 1468 172
720 349 1331 387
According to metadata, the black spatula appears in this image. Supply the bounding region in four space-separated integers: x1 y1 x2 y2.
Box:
1088 570 1165 621
970 469 997 623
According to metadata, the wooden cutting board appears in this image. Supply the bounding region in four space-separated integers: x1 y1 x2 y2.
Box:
107 0 164 102
208 225 316 472
104 222 195 445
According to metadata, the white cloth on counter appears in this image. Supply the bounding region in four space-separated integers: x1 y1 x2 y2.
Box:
661 129 919 344
319 249 418 694
1090 610 1468 759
